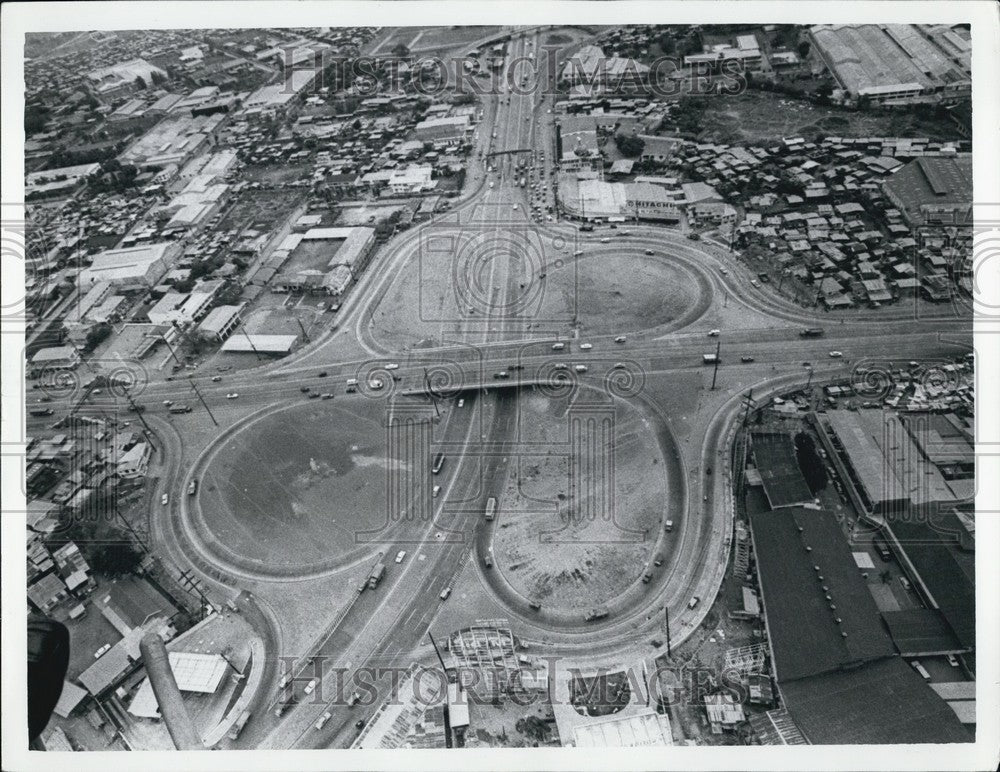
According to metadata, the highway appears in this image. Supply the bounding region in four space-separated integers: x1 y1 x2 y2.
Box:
23 28 974 750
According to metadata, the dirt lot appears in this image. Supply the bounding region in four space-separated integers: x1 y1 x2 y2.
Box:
492 391 668 609
698 91 962 143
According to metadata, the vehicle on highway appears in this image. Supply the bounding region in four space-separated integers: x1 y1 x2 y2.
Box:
574 364 588 373
573 250 584 257
369 378 385 390
687 233 701 240
226 392 239 399
318 371 328 377
348 690 361 707
664 519 674 532
355 719 366 730
615 335 627 343
750 279 760 287
600 237 611 243
29 406 54 417
163 400 173 407
483 552 493 568
433 485 441 498
553 363 568 370
432 452 445 474
315 711 332 730
529 601 542 611
800 327 825 338
552 342 565 350
719 267 728 275
708 329 720 337
439 587 452 600
300 386 311 393
899 576 912 591
188 479 198 495
645 249 654 255
169 404 192 414
580 224 594 232
579 342 592 350
947 654 960 667
308 392 320 399
161 493 169 506
741 355 755 363
211 376 222 382
584 607 609 622
321 393 334 400
910 660 931 681
485 496 497 521
702 354 719 365
613 362 626 369
395 550 407 563
385 363 399 370
94 644 111 659
228 709 252 740
369 562 386 589
494 371 509 379
829 350 844 358
688 596 701 609
653 555 664 567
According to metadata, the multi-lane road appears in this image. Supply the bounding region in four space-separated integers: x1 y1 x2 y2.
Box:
25 28 973 750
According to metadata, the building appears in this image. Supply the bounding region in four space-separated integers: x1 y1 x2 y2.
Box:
558 116 602 172
749 431 815 509
810 24 971 104
560 45 649 88
220 334 298 355
119 113 225 170
30 345 81 375
882 156 972 227
26 163 100 199
196 303 244 341
638 135 683 164
87 58 167 98
414 115 471 144
573 709 673 747
79 242 179 291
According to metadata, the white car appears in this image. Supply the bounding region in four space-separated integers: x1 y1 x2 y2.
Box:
829 351 844 358
719 267 729 275
161 493 169 506
579 343 593 350
615 335 627 343
708 329 720 337
553 363 568 370
226 392 239 399
457 398 465 408
600 237 611 243
304 678 318 695
574 365 588 373
94 644 112 659
315 711 332 730
395 550 407 563
440 587 452 600
369 378 384 390
573 250 584 257
613 362 626 369
433 485 442 498
552 342 565 351
385 363 399 370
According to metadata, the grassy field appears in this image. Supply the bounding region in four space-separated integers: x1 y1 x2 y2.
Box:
697 91 963 143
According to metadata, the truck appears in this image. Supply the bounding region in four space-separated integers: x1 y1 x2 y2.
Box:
702 354 719 365
29 407 54 417
169 404 193 414
485 496 497 521
800 328 825 338
584 607 609 622
227 710 251 741
187 479 198 496
369 562 386 589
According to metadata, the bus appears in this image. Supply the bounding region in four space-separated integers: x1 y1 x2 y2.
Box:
485 497 497 521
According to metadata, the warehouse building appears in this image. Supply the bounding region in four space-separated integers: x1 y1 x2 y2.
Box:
79 243 179 292
882 155 972 227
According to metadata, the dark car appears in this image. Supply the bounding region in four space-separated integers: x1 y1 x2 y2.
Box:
355 719 365 730
318 371 328 378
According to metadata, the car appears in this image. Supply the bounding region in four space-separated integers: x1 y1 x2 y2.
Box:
161 493 169 506
513 204 519 210
613 362 626 369
642 573 653 584
211 376 222 382
829 351 844 358
433 485 441 498
719 267 729 275
708 329 720 337
318 371 328 378
300 386 311 393
321 393 334 400
687 233 701 241
552 342 565 350
369 378 384 390
573 250 584 257
553 363 568 370
645 249 654 255
899 576 911 591
226 392 239 399
484 553 493 568
457 398 464 408
494 371 509 379
94 644 112 659
579 342 592 350
600 237 611 243
315 711 332 730
395 550 407 563
574 365 588 373
750 279 760 287
802 362 811 368
947 654 960 667
385 363 399 370
614 335 627 343
688 596 701 609
304 678 318 695
440 587 452 600
741 355 755 363
653 555 664 567
355 719 366 730
347 690 361 707
163 400 173 407
308 392 320 399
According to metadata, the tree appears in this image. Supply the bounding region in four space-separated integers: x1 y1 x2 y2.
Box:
614 133 645 158
134 75 147 90
391 42 411 59
89 542 144 577
84 322 112 352
797 40 811 59
879 569 893 584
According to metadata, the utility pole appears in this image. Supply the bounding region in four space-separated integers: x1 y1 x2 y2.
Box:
423 368 441 418
806 366 814 391
710 339 721 390
239 325 263 362
187 377 219 427
741 388 755 426
121 386 157 451
664 606 672 657
295 317 310 343
160 334 183 366
428 630 449 675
